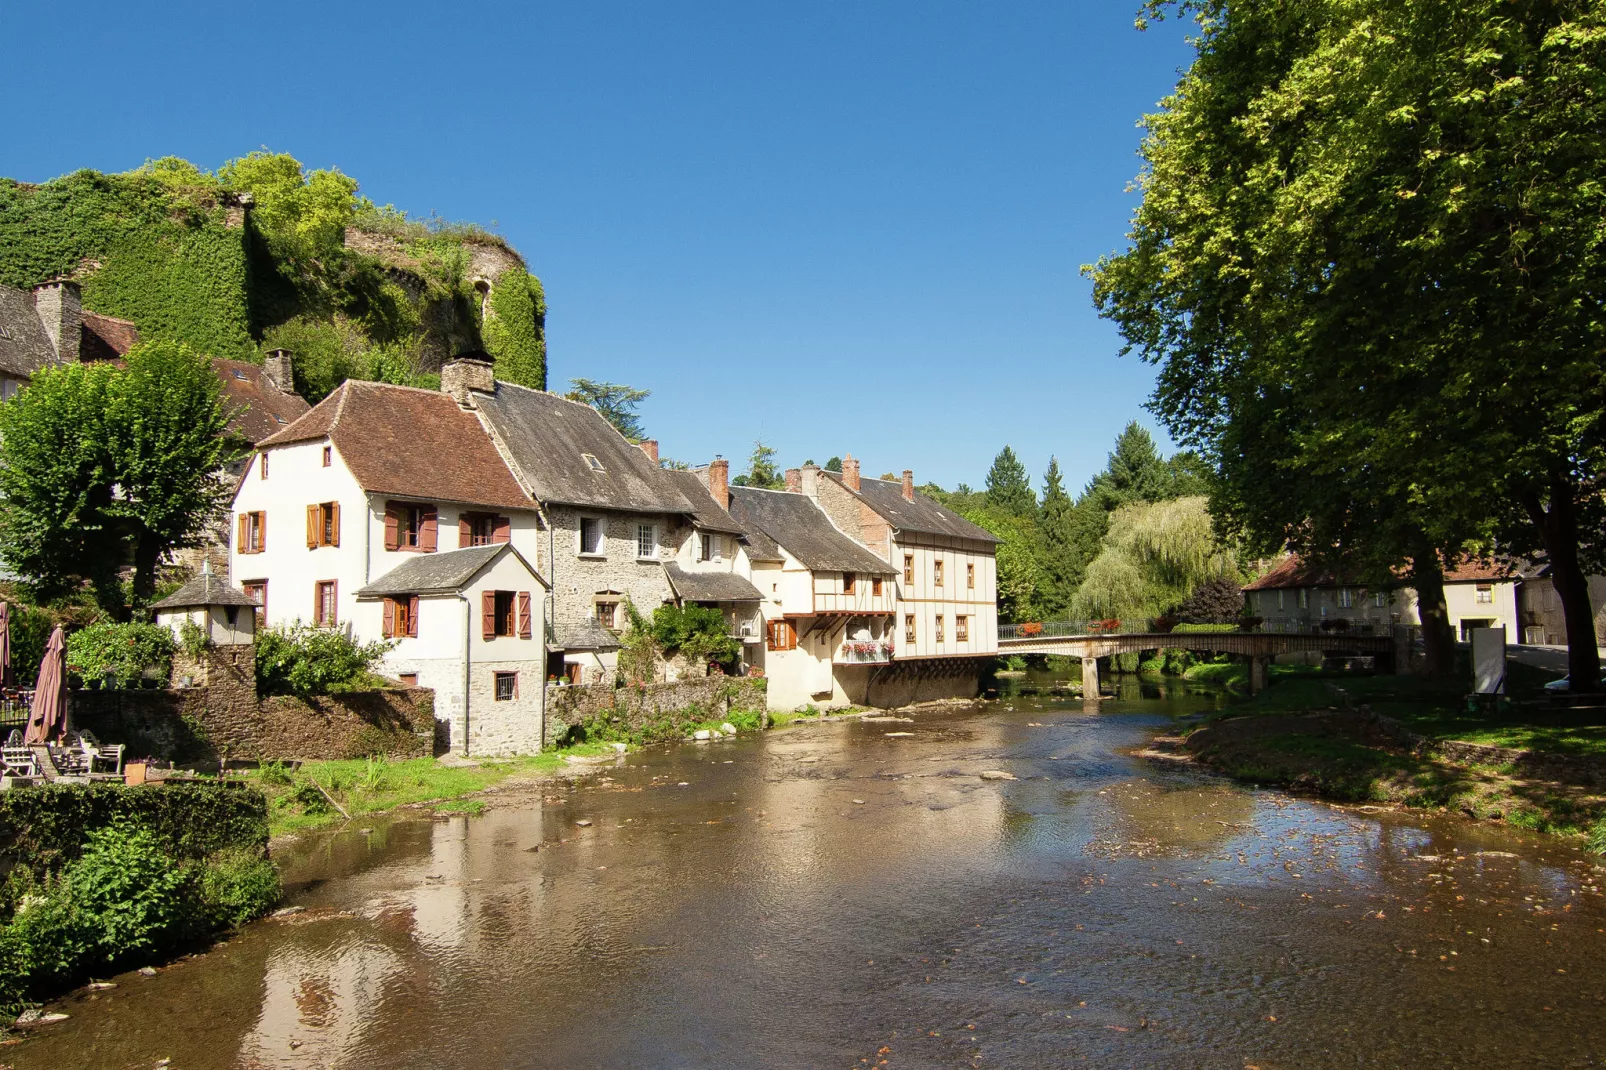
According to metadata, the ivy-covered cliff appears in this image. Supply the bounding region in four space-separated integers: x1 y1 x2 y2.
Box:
0 153 546 401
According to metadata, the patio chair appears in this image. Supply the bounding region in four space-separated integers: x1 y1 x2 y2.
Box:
1 746 37 778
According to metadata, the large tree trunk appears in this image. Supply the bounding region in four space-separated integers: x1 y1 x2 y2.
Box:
1523 482 1601 693
1410 553 1456 677
130 530 162 618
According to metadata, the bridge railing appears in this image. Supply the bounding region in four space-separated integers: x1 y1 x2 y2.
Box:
999 616 1397 642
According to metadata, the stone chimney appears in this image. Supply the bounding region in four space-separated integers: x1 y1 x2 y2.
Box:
800 462 820 498
33 279 82 363
842 454 861 493
441 355 495 407
902 469 915 501
638 439 659 464
784 468 802 493
708 457 730 510
262 349 295 394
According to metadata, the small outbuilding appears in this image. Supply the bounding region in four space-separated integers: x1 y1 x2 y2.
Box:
151 562 259 647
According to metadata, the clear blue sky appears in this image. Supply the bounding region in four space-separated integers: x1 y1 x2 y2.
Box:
2 1 1194 494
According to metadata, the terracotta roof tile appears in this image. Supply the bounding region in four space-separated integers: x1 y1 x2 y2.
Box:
79 312 140 361
213 359 312 444
261 380 534 511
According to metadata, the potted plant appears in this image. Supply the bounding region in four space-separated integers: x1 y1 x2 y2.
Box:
1020 621 1044 637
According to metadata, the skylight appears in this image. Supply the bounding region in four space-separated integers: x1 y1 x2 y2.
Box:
583 453 606 473
274 415 286 424
232 369 247 380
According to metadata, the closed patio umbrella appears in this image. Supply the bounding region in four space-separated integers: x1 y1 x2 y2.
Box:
23 625 65 745
0 602 12 689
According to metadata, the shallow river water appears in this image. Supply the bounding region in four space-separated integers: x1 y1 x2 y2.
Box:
14 676 1606 1069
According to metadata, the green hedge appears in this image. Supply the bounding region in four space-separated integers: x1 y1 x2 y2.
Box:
0 782 269 890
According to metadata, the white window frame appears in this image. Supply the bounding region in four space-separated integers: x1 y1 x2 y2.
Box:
699 532 714 563
1298 589 1309 609
577 515 605 557
1476 584 1493 604
636 523 658 561
1373 591 1387 608
1339 588 1353 609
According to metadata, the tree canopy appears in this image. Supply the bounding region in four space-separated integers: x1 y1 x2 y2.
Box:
566 378 650 441
985 446 1036 516
732 441 786 490
1089 0 1606 684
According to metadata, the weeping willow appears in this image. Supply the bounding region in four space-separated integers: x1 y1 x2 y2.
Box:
1071 497 1236 621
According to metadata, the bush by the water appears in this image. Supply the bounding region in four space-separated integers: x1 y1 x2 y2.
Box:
0 822 279 1013
255 622 394 696
65 621 175 687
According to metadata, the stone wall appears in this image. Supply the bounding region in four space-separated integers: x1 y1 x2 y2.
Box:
546 505 681 629
544 676 767 746
861 657 984 708
69 681 436 766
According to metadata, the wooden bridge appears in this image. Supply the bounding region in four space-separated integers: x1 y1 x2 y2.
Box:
997 621 1398 694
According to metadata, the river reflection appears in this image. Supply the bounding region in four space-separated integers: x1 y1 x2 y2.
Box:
17 673 1606 1069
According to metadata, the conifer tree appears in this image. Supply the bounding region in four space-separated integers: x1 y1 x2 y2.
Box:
985 445 1036 516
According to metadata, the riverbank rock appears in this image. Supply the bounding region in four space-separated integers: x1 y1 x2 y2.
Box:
693 729 714 741
720 722 737 734
979 770 1017 781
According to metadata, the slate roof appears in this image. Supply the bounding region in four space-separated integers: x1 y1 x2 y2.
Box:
214 359 312 444
727 487 897 574
473 382 693 514
1243 555 1521 591
824 472 999 544
79 312 140 362
356 544 543 597
151 569 258 609
552 619 621 651
662 469 745 534
261 380 534 512
663 563 764 603
0 286 59 379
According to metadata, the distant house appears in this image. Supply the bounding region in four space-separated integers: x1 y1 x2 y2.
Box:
0 280 140 396
1242 556 1524 640
1514 567 1606 647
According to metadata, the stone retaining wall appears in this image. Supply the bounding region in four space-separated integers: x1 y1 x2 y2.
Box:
544 676 767 746
68 684 436 765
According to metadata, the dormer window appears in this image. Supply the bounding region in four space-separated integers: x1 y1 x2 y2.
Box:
583 453 606 473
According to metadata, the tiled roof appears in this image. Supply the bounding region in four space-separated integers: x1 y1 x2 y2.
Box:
261 380 534 512
823 472 998 544
213 359 312 444
79 312 140 362
473 382 693 514
357 544 543 597
552 619 621 651
662 469 745 534
728 487 897 575
1244 554 1521 591
151 569 258 609
0 286 58 379
663 563 764 603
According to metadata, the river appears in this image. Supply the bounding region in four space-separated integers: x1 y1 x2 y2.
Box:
14 673 1606 1068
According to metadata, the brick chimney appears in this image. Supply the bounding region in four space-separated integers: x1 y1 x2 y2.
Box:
708 457 730 510
902 470 915 501
441 355 495 406
842 454 861 493
33 279 82 363
784 468 801 493
262 349 295 394
638 438 659 464
800 462 820 498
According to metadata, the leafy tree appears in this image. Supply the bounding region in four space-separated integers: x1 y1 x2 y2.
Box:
984 445 1036 516
960 504 1046 623
566 378 650 441
649 603 743 668
106 341 237 605
219 151 360 252
0 364 122 605
825 456 843 473
1087 0 1606 679
1072 497 1236 621
1175 576 1246 624
255 623 394 696
732 440 785 490
1037 458 1080 617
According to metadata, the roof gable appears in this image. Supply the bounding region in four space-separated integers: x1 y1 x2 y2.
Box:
824 472 998 544
473 382 693 514
0 286 58 379
262 381 533 512
214 359 312 444
356 543 547 597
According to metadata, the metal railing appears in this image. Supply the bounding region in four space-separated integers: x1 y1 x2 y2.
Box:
998 616 1397 642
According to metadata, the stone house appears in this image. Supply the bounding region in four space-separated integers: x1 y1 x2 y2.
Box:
727 484 900 709
0 279 141 398
231 376 549 755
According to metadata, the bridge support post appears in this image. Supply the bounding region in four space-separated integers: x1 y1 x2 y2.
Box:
1249 655 1268 695
1081 656 1099 699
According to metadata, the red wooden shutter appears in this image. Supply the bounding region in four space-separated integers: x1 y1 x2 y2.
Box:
237 513 249 553
421 506 438 552
313 582 323 626
331 503 341 547
408 595 419 638
384 503 400 551
493 516 512 544
258 512 266 552
382 598 395 638
481 590 496 640
306 505 318 549
459 515 471 548
517 592 532 638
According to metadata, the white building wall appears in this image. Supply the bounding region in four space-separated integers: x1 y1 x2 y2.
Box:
891 536 998 659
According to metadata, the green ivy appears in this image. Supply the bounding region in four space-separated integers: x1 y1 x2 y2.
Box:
64 621 176 687
483 268 547 390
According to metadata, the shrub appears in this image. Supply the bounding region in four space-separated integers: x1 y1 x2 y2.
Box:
65 620 176 687
649 603 742 668
255 622 394 696
199 848 282 927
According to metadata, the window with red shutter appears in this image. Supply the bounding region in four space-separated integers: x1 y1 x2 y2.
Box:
382 598 395 638
517 592 532 639
420 506 438 552
407 595 419 638
493 516 511 544
481 590 496 640
384 503 401 551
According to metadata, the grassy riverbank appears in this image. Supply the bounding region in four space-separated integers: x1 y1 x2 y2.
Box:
1178 667 1606 851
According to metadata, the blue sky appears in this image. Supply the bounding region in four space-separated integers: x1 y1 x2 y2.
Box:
2 1 1195 493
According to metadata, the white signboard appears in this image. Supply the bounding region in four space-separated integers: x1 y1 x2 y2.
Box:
1470 626 1507 695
